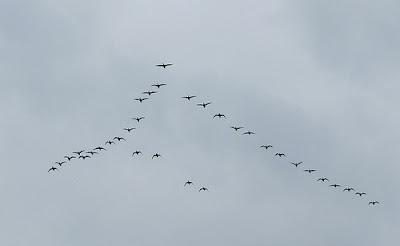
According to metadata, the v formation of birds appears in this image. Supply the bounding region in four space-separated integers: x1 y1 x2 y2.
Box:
48 63 380 205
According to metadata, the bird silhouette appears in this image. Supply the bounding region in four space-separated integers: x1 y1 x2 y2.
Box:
275 153 286 157
73 150 85 156
243 131 255 135
213 113 226 118
113 137 126 141
134 97 149 103
304 169 316 173
132 117 145 122
86 151 98 155
330 184 341 188
184 180 193 186
156 63 173 68
55 161 66 167
199 187 208 192
93 147 106 151
78 155 91 160
123 127 136 132
197 102 211 108
317 177 329 182
142 91 157 96
260 145 273 150
105 140 115 145
64 156 76 161
343 187 355 192
369 201 379 205
182 95 196 101
290 161 302 167
132 151 142 156
48 166 58 172
152 83 167 88
231 126 243 131
355 192 367 196
152 153 161 159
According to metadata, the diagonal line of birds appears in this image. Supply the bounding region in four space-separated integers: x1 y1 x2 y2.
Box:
48 62 380 205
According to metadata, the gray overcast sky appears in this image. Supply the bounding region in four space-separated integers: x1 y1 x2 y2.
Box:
0 0 399 245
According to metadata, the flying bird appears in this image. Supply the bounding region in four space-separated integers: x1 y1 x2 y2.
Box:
73 150 85 156
355 192 367 197
243 131 255 135
105 140 115 145
343 187 355 192
93 147 106 151
86 151 98 155
317 177 329 182
55 161 66 167
134 97 149 103
197 102 211 108
369 201 379 205
78 155 91 160
156 63 173 68
304 169 316 173
231 126 243 131
123 127 136 132
113 137 126 142
48 166 58 172
152 83 167 88
275 153 286 157
330 184 341 188
199 187 208 192
142 91 157 96
132 151 142 156
64 156 76 161
260 145 273 150
184 181 193 186
152 153 161 159
182 95 196 101
290 161 302 167
132 117 145 122
213 113 226 118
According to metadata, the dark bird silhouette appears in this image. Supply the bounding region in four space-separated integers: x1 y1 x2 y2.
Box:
105 140 115 145
197 102 211 108
260 145 273 150
142 91 157 96
275 153 286 157
199 187 208 192
132 117 145 122
290 161 302 167
123 127 136 132
213 113 226 118
343 187 355 192
231 126 243 131
86 151 98 155
78 155 91 160
152 83 167 88
184 180 193 186
369 201 379 205
48 166 58 172
304 169 316 173
73 150 85 156
132 151 142 156
64 156 76 161
317 177 329 182
55 161 66 167
356 192 367 197
182 95 196 101
243 131 255 135
152 153 161 159
156 63 173 68
134 97 149 103
113 137 126 142
330 184 341 188
94 147 106 151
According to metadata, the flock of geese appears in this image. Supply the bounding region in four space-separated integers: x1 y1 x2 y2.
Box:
48 63 380 204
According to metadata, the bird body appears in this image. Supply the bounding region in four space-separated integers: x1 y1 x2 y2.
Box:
132 151 142 156
152 83 167 88
152 153 161 159
48 166 58 172
184 181 193 186
317 177 329 182
142 91 157 96
199 187 208 192
260 145 273 150
304 169 316 173
134 98 149 103
156 63 173 68
123 127 135 132
356 192 367 196
105 140 115 145
132 117 145 122
55 161 66 167
231 126 243 131
78 155 91 160
197 102 211 108
243 131 255 135
182 95 196 101
369 201 379 205
343 187 355 192
64 156 76 161
291 161 302 167
213 113 226 118
330 184 341 188
275 153 286 157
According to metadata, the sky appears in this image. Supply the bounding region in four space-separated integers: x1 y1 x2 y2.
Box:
0 0 399 245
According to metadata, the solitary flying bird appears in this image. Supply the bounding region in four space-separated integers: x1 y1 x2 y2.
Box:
132 117 145 122
152 153 161 159
317 177 329 182
78 155 91 160
86 151 98 155
142 91 157 96
134 97 149 103
291 161 302 167
304 169 316 173
132 151 142 156
369 201 379 205
113 137 126 142
197 102 211 108
343 187 355 192
231 126 243 131
184 180 193 186
55 161 66 167
123 127 135 132
275 153 286 157
94 147 106 151
182 95 196 101
243 131 255 135
152 83 167 88
48 166 58 172
355 192 367 196
73 150 85 156
213 113 226 118
199 187 208 192
105 140 115 145
156 63 173 68
330 184 341 188
260 145 273 150
64 156 76 161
